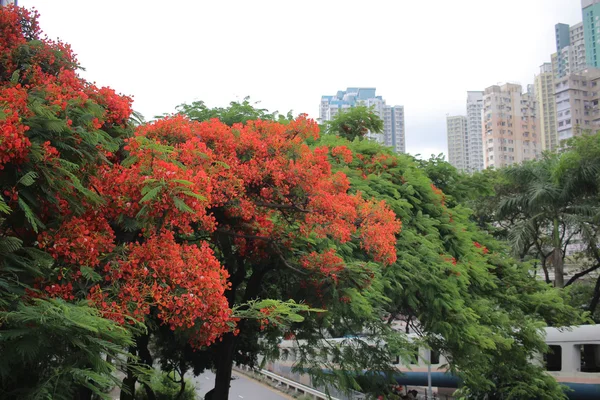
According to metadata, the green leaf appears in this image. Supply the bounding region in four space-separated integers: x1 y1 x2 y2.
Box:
0 236 23 254
10 70 19 85
0 197 11 214
140 185 162 203
172 197 194 213
182 191 206 201
18 198 44 233
171 179 194 186
17 171 39 187
80 266 102 283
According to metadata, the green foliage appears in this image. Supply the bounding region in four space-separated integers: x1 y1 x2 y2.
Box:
0 299 144 400
134 371 196 400
175 97 293 126
324 105 383 142
233 299 325 326
304 130 584 399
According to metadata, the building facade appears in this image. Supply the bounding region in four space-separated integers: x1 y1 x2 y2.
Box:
555 22 587 79
466 91 485 172
483 83 541 169
319 88 405 153
554 68 600 142
444 92 484 173
583 0 600 68
446 116 468 172
535 63 559 151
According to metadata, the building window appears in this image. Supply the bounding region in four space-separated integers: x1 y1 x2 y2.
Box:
430 350 440 365
544 345 562 372
580 345 600 373
410 350 419 365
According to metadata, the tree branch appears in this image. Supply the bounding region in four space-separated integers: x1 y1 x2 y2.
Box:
273 245 308 276
564 263 600 287
254 201 311 213
215 228 272 242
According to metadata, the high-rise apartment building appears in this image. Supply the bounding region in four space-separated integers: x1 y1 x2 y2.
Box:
466 91 484 172
555 22 587 79
482 83 541 169
555 68 600 142
320 88 405 153
446 116 468 172
583 0 600 68
535 63 559 151
444 92 484 173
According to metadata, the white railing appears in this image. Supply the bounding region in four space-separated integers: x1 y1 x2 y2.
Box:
236 365 341 400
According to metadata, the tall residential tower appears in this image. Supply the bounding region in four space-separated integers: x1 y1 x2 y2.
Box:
555 68 600 142
446 116 468 172
319 88 405 153
583 0 600 68
555 22 587 79
483 83 541 169
466 91 485 172
535 63 559 151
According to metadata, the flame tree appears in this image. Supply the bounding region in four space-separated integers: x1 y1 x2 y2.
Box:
0 6 401 399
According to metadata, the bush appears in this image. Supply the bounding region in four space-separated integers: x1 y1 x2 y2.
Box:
135 371 196 400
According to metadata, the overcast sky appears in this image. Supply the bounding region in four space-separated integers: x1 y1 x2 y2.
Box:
19 0 582 158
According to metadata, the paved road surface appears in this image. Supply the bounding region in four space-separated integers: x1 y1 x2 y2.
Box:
191 371 291 400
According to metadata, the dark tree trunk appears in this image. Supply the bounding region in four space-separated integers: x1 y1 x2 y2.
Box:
588 274 600 318
137 333 157 400
212 333 238 400
121 333 157 400
75 386 93 400
175 375 187 400
553 247 564 288
553 219 564 288
541 259 550 285
121 345 138 400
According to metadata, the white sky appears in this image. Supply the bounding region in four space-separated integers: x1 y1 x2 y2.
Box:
19 0 582 158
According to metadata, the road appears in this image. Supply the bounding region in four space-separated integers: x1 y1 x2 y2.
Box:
190 370 292 400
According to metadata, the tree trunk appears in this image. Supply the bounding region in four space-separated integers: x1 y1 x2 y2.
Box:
212 333 238 400
588 274 600 319
540 259 550 284
137 333 157 400
553 218 564 288
121 333 157 400
75 386 93 400
121 345 138 400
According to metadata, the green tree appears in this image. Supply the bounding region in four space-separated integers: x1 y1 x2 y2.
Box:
175 97 293 126
310 133 583 399
325 105 384 142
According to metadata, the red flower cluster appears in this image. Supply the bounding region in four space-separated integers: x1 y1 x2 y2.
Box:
91 231 232 345
331 145 353 163
473 241 489 254
0 85 31 168
430 183 446 206
0 5 133 170
39 214 116 267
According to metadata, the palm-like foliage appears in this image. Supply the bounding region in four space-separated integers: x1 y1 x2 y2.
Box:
497 153 598 288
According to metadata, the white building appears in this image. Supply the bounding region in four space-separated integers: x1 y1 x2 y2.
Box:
446 116 468 172
466 91 485 172
319 88 405 153
555 68 600 142
535 63 559 152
